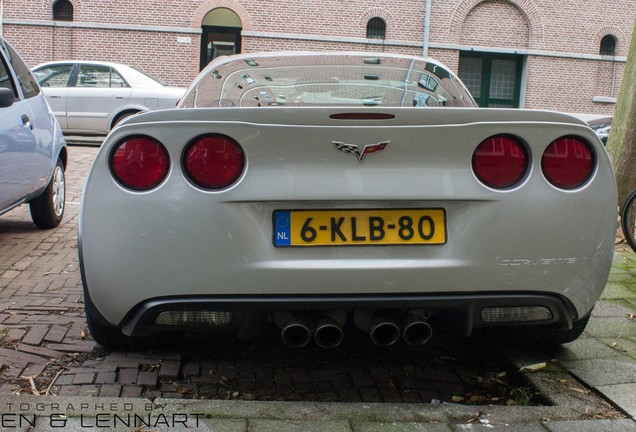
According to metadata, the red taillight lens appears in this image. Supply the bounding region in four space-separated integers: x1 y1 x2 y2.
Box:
183 134 245 189
542 136 594 189
472 135 528 189
110 136 169 191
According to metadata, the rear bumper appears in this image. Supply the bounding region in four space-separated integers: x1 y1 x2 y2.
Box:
118 292 578 338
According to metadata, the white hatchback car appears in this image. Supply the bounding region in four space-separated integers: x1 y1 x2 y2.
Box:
32 61 185 135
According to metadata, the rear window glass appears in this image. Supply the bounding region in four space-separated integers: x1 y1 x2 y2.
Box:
182 53 476 109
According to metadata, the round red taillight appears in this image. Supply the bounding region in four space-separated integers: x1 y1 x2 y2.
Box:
542 136 594 189
472 134 528 189
183 134 245 190
110 136 169 191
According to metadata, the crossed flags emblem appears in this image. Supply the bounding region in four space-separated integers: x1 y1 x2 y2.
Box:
332 141 390 162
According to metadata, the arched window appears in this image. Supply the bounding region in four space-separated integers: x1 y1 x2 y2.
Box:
600 35 617 56
366 17 386 39
53 0 73 21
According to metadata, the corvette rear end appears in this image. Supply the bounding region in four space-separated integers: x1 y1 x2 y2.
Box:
78 52 616 347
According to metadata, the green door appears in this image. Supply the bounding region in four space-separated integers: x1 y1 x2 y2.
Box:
458 53 523 108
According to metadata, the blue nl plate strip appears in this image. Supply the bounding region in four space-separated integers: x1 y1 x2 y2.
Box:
274 211 291 246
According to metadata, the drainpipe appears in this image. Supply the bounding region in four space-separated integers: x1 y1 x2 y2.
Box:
422 0 432 58
1 0 4 36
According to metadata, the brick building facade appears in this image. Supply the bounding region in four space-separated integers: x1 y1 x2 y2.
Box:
1 0 633 114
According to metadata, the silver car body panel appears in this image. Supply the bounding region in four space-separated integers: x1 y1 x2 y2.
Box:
79 106 616 326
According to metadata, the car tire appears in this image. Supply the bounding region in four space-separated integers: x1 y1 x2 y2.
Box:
112 111 138 129
501 313 591 346
29 158 65 229
83 289 129 348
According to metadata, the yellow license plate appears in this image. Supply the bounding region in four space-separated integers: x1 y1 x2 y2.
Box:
273 209 446 247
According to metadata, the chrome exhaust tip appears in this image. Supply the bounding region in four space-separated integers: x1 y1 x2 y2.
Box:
354 310 400 346
280 317 312 348
402 314 433 345
314 317 344 349
369 316 401 346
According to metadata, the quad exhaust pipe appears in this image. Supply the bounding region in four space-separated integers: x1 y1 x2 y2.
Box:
277 311 432 348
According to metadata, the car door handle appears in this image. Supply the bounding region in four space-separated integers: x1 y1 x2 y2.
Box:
49 95 61 99
114 95 125 99
21 114 33 130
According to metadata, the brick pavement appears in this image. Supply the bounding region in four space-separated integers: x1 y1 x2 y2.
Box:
0 146 633 429
0 147 93 396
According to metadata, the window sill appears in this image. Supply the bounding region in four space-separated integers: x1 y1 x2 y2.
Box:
593 96 617 104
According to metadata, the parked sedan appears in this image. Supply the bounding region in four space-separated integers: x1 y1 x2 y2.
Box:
0 37 67 228
79 52 616 348
32 61 185 135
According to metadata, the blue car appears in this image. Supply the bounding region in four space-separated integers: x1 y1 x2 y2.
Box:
0 37 67 228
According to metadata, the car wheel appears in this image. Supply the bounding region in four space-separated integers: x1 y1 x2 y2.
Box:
501 313 591 346
112 111 138 128
84 290 128 348
29 158 65 229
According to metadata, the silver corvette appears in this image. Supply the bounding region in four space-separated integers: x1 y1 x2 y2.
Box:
79 52 617 348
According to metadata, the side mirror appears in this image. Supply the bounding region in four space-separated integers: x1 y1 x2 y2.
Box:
0 87 15 108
